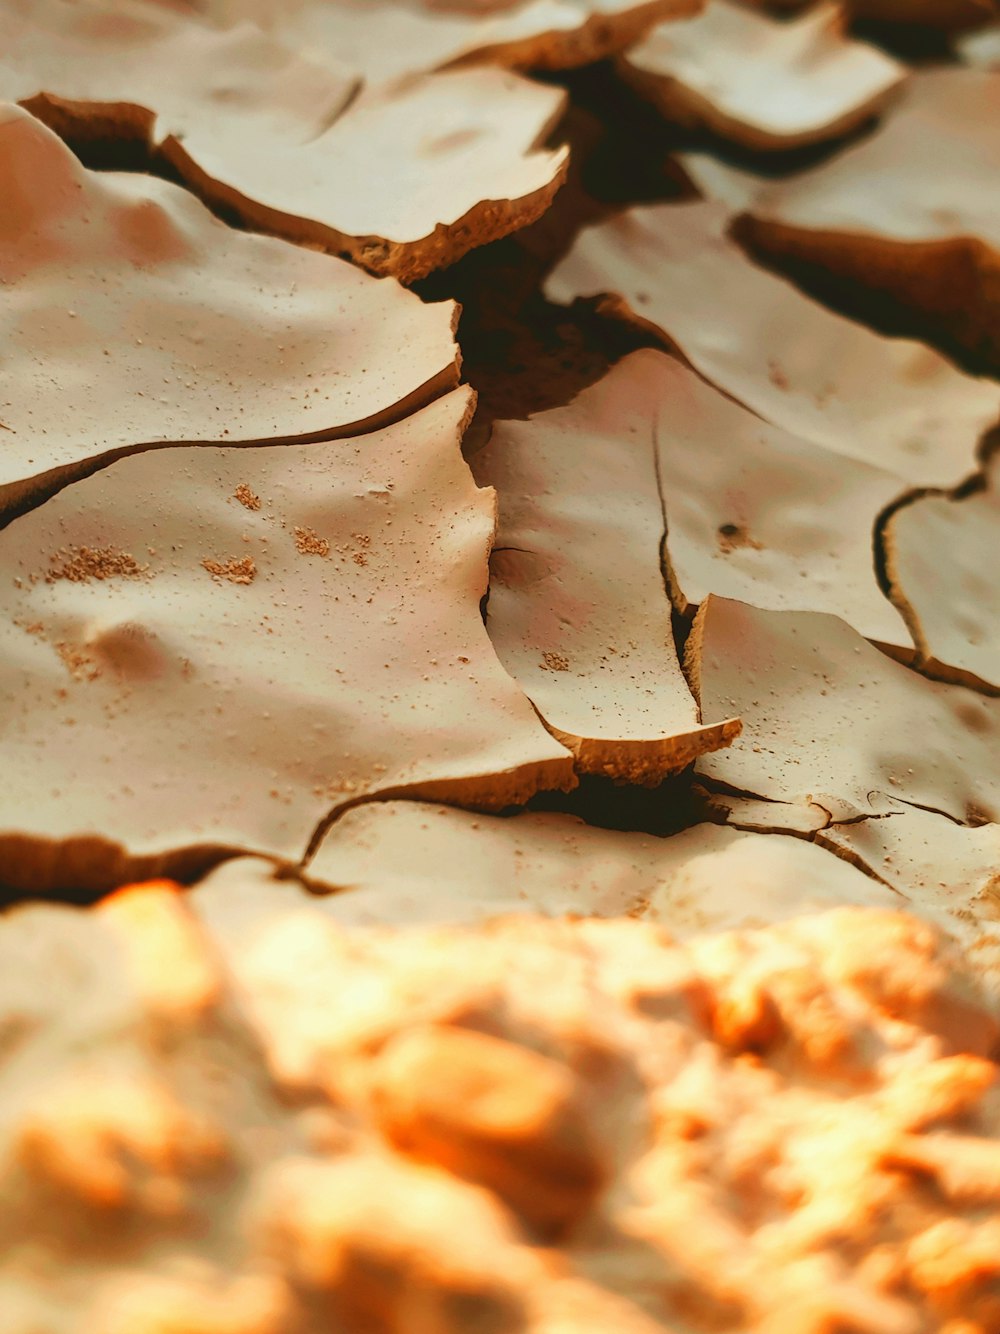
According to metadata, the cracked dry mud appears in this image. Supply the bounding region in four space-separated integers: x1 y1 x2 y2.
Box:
2 1 1000 1330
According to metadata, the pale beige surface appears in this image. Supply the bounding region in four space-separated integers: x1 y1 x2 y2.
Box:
885 457 1000 691
746 69 1000 366
634 350 911 647
750 70 1000 248
0 0 569 280
677 151 767 213
0 390 574 893
472 354 739 782
690 596 1000 825
819 808 1000 993
2 881 998 1332
0 104 460 521
225 798 899 930
197 0 700 84
548 201 998 486
622 0 903 150
165 64 569 282
0 0 358 147
959 21 1000 64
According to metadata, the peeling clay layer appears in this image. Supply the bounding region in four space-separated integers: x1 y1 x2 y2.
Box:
2 882 999 1332
0 104 461 524
618 351 912 649
472 352 739 783
745 69 1000 371
4 2 1000 1324
162 64 571 284
817 807 1000 993
883 457 1000 693
621 0 904 151
690 596 1000 827
189 0 701 85
0 389 573 895
548 200 1000 487
0 0 570 281
207 798 904 932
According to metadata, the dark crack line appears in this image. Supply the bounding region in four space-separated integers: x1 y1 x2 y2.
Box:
894 797 973 829
650 407 700 691
810 832 902 895
696 778 909 896
303 77 364 147
0 362 462 532
872 466 1000 700
872 482 936 653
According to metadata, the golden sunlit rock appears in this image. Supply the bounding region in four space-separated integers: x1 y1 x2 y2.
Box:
1 883 999 1330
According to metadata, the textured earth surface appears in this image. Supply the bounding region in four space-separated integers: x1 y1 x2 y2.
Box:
1 0 999 1328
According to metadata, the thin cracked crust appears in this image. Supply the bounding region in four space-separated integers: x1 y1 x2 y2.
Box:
161 65 570 283
0 103 461 524
2 883 999 1331
621 0 904 152
744 69 1000 371
818 808 1000 993
689 596 1000 826
191 0 702 85
0 0 570 282
883 460 1000 693
608 350 914 650
0 389 574 896
547 200 999 487
471 353 739 784
207 798 903 932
